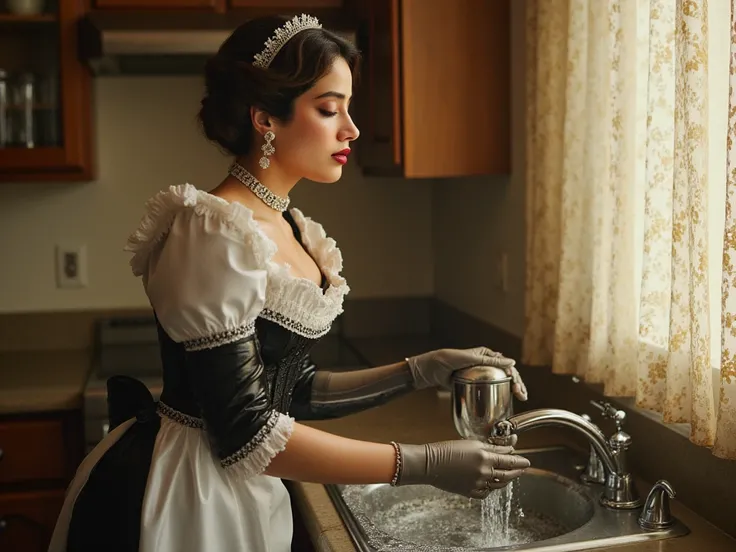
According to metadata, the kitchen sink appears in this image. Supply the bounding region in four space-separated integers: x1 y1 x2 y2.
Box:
324 446 689 551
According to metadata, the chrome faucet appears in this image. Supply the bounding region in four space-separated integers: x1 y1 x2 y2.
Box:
580 413 606 485
492 402 642 509
639 480 676 529
451 367 642 510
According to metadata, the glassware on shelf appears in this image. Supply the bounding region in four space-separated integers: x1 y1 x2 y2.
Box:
3 70 60 149
11 72 36 148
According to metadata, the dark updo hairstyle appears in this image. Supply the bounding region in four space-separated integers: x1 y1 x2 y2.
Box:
199 16 361 157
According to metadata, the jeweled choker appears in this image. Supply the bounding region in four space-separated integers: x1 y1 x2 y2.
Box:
228 162 290 212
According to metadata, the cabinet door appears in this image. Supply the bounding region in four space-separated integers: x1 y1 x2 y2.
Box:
400 0 511 177
0 0 93 181
229 0 342 7
0 490 65 552
351 0 402 175
94 0 224 9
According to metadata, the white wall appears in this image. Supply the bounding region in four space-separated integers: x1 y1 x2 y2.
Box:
433 0 526 337
0 77 433 313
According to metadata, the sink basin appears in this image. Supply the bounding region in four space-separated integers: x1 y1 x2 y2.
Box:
325 446 690 551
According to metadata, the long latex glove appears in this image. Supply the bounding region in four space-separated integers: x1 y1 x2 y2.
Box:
406 347 528 401
395 440 530 499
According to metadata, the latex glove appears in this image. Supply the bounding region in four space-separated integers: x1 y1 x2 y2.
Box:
406 347 528 401
395 440 530 499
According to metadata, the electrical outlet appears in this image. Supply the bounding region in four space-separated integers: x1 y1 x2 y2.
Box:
55 244 88 289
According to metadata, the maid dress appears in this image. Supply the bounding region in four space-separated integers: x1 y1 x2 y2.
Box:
47 183 375 552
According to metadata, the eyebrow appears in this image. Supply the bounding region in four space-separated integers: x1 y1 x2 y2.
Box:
314 91 351 101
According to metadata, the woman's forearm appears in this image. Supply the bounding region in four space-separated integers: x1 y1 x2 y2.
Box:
291 360 416 421
263 422 396 484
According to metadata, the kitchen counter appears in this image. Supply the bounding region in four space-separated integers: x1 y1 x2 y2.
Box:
292 338 736 552
1 336 734 550
0 350 91 414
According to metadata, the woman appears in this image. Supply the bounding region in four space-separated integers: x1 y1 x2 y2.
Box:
49 14 530 552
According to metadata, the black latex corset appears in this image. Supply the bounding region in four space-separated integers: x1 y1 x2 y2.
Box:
155 316 324 419
255 316 321 414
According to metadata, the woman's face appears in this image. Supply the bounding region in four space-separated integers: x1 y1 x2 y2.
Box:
269 57 360 183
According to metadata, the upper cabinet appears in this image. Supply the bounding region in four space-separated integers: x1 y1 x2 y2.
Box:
92 0 342 10
349 0 511 178
0 0 93 182
228 0 342 8
93 0 223 9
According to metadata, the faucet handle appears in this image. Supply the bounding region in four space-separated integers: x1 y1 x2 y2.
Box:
638 480 676 530
591 400 626 429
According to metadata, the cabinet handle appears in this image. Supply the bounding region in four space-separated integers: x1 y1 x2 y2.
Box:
0 516 6 532
0 447 4 461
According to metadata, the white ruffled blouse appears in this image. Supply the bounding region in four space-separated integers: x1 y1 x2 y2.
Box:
124 183 350 351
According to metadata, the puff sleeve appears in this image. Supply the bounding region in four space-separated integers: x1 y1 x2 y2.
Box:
132 200 294 479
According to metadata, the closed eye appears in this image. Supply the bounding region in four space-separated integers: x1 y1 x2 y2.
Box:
319 108 338 117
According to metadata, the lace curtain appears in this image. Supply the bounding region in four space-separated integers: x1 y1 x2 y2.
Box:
523 0 736 459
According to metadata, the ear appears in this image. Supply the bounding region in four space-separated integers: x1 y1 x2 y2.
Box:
250 106 273 137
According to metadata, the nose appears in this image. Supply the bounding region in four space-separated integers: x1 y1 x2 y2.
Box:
339 113 360 142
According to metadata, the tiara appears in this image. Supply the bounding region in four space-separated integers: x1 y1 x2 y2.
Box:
252 14 322 69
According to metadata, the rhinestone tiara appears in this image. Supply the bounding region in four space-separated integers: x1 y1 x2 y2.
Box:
252 14 322 69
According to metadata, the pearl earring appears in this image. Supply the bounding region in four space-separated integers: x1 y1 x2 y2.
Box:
260 130 275 169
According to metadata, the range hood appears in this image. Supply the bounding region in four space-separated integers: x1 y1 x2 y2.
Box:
78 12 357 76
78 13 242 75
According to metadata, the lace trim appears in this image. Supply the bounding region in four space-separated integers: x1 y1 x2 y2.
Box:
157 401 204 428
183 319 257 351
124 184 275 277
222 411 294 477
125 185 349 336
260 308 332 339
156 401 294 479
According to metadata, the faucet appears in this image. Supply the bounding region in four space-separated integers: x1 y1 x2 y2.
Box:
450 367 641 510
580 413 606 485
492 400 642 510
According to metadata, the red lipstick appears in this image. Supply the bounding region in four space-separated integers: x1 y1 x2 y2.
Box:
332 148 351 165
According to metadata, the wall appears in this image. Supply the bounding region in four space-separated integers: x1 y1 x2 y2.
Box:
433 0 526 337
0 77 433 313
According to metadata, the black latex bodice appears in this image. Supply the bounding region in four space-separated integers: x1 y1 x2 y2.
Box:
156 315 324 419
156 209 327 420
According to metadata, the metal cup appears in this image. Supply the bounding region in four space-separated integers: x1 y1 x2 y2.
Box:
451 365 513 441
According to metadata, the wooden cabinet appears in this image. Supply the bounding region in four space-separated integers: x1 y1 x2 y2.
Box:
350 0 511 178
0 412 84 552
229 0 342 7
0 491 65 552
92 0 341 10
0 0 94 182
94 0 224 9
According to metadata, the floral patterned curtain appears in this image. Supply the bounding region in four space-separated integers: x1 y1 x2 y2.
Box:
716 0 736 458
523 0 736 459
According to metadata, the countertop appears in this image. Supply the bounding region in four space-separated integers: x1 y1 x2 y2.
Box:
2 338 734 550
0 350 91 414
292 337 736 552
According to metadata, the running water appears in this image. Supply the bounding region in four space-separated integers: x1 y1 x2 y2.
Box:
478 480 523 547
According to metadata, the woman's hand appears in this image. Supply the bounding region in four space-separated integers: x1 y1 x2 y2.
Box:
405 347 528 401
395 440 530 499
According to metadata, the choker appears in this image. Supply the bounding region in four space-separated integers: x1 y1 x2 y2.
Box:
228 162 290 212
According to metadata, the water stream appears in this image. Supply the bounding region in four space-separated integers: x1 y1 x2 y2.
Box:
478 480 522 547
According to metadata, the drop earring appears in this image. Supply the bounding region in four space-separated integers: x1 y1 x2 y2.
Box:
260 130 275 169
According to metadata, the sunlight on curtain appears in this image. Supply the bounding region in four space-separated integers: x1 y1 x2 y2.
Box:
523 0 735 459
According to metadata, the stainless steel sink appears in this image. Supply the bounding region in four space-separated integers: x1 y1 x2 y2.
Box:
325 446 689 551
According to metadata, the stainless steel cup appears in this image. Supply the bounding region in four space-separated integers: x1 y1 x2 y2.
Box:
451 365 513 441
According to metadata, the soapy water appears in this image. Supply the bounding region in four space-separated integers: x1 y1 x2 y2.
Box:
341 480 571 550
